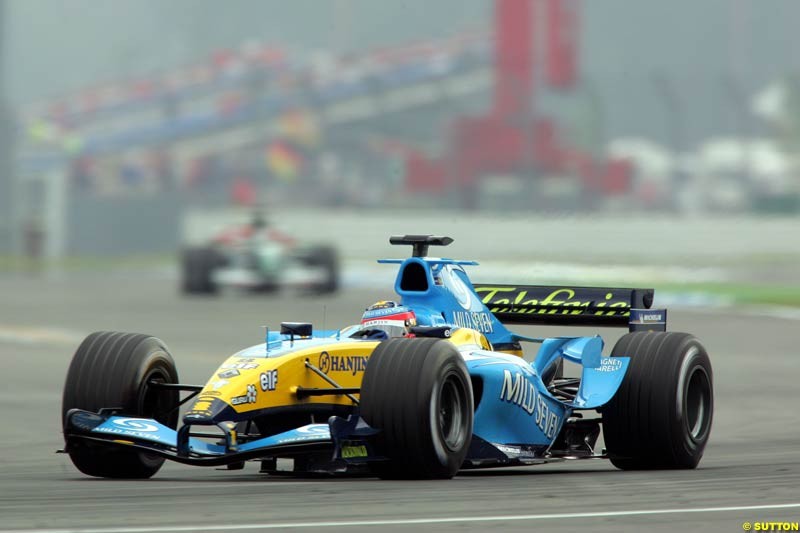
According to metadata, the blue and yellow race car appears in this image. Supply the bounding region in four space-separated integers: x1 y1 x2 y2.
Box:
62 235 713 479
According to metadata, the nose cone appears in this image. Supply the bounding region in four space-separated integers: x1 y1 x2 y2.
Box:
183 396 235 425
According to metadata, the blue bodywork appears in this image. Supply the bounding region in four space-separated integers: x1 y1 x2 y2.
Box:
380 255 630 455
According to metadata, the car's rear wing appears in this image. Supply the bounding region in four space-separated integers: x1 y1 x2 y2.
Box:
472 284 666 331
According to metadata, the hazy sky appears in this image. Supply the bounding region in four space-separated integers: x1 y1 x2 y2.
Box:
4 0 488 103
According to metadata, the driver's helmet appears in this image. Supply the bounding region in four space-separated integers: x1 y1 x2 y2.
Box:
360 301 416 338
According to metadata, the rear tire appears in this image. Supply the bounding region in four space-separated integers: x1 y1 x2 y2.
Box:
602 331 713 470
62 331 180 478
305 245 339 294
360 338 473 479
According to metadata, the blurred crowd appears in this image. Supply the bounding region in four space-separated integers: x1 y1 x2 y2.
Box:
18 31 489 209
15 25 800 215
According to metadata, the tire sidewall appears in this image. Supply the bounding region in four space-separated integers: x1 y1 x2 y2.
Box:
672 340 713 465
130 342 180 428
424 354 473 473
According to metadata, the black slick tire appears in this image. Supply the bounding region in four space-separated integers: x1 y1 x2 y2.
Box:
62 331 180 478
360 338 473 479
602 331 713 470
181 247 220 294
306 245 339 294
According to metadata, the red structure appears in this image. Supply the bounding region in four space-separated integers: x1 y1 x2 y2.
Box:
545 0 579 89
404 0 630 207
493 0 535 119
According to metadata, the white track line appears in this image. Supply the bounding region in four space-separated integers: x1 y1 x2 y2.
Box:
0 325 85 346
4 502 800 532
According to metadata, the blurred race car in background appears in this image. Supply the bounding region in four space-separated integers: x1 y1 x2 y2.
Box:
62 235 713 480
180 213 339 295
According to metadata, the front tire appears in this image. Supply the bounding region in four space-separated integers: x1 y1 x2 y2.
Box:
360 338 473 479
602 331 713 470
62 331 180 478
181 247 221 294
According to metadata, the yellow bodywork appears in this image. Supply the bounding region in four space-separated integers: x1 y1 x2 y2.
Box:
186 327 498 417
189 340 379 415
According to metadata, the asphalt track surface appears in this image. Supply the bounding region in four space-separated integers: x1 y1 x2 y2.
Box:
1 273 799 533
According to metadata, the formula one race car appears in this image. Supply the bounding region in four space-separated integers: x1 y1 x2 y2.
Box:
180 212 339 295
62 235 713 479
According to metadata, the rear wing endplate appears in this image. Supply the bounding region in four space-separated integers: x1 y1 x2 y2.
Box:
473 284 666 332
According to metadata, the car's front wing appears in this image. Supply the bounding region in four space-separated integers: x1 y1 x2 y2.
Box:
63 409 344 467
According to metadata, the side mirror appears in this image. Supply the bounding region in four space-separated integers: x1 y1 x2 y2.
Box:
280 322 313 341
